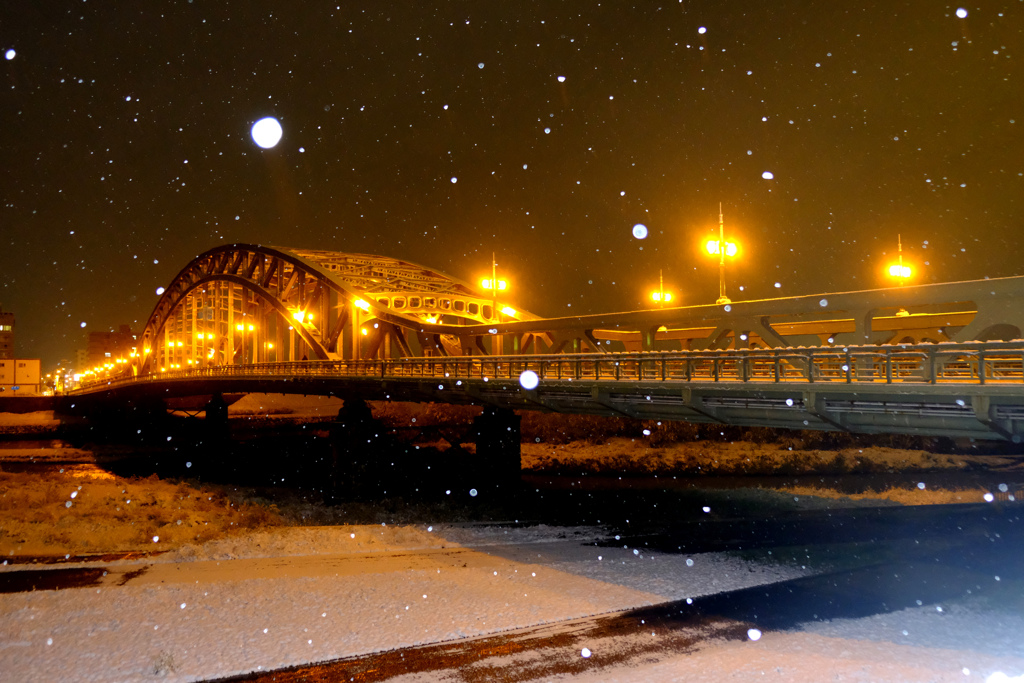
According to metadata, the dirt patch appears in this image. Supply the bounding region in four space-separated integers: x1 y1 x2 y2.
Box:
520 438 1019 477
0 468 282 559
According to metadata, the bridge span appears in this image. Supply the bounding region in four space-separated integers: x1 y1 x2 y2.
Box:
65 243 1024 442
72 341 1024 442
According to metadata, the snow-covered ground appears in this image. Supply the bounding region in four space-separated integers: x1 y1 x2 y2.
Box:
2 523 1024 682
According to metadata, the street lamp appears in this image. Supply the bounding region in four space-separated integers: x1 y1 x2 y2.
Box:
480 252 508 320
888 234 912 286
650 269 674 307
887 234 913 316
705 203 738 305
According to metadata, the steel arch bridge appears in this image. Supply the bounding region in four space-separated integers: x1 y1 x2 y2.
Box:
136 244 549 375
135 243 1024 378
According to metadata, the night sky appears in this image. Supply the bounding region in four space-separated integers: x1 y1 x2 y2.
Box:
2 2 1022 367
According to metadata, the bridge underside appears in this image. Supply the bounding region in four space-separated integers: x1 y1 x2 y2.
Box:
65 372 1024 443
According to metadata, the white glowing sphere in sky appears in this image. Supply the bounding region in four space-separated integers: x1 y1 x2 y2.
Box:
747 628 762 641
251 117 283 149
762 171 774 180
519 370 539 390
80 322 87 328
156 287 166 296
557 75 566 82
4 49 15 61
698 26 707 34
632 223 649 239
956 8 968 18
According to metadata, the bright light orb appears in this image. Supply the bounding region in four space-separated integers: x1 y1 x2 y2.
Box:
519 370 539 390
632 223 649 239
747 628 762 641
251 117 283 149
762 171 774 180
956 8 968 18
4 49 15 61
557 75 566 82
698 26 707 34
156 287 166 296
450 177 458 183
80 322 87 328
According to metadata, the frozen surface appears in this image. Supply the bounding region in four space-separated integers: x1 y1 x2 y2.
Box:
0 524 808 682
3 523 1024 681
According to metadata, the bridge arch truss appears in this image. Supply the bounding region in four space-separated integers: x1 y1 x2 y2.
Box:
137 244 542 375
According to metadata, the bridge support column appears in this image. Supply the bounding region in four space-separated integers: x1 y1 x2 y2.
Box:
472 406 522 496
202 392 231 444
328 397 385 501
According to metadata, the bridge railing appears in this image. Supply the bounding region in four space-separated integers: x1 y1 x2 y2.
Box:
74 341 1024 392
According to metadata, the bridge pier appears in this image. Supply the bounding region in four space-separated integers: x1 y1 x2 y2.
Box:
202 392 231 445
328 397 386 501
472 406 522 496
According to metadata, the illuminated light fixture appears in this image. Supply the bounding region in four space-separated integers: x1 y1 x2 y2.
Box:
161 367 167 372
888 234 913 316
480 278 507 291
353 299 370 311
501 306 517 317
236 323 245 331
207 349 215 358
248 324 254 331
360 328 368 336
292 311 305 323
651 269 674 307
177 341 183 347
207 333 214 340
424 315 438 324
705 240 738 257
267 342 274 349
197 333 204 339
705 204 739 305
143 347 151 355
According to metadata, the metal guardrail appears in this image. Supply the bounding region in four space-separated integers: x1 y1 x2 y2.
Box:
74 341 1024 393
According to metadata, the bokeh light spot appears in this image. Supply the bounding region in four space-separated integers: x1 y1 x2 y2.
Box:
251 117 283 149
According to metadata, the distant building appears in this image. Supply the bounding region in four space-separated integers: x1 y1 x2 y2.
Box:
0 358 41 395
0 306 13 359
85 325 137 371
75 348 88 374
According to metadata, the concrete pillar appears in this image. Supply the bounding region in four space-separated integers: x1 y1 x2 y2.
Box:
473 406 522 495
203 392 230 441
327 397 384 501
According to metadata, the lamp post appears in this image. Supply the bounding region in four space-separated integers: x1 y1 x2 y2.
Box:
650 269 673 307
888 234 912 286
887 234 913 316
479 252 508 321
705 203 738 305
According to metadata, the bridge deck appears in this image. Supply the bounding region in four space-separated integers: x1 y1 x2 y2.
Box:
68 342 1024 442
